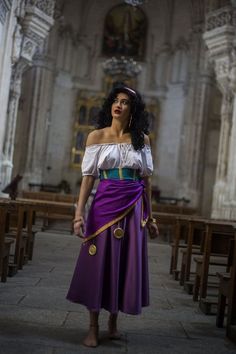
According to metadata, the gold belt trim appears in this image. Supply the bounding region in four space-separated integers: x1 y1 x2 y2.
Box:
141 196 149 227
118 167 123 180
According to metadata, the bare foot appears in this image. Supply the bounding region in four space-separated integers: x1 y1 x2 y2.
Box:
83 325 99 347
108 316 121 340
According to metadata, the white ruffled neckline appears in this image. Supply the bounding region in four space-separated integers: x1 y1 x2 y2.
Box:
86 143 150 148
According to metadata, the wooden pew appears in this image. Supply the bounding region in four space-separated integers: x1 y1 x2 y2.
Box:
25 207 37 261
7 203 37 264
192 220 235 314
0 197 74 280
216 237 235 327
152 212 201 279
21 190 76 203
0 200 31 275
168 215 204 279
152 203 197 215
169 216 190 278
20 191 76 232
179 218 205 289
176 217 206 288
153 211 179 245
0 205 14 282
17 198 75 233
226 226 236 343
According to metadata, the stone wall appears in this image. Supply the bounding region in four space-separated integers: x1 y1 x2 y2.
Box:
2 0 235 218
0 0 55 195
22 0 196 199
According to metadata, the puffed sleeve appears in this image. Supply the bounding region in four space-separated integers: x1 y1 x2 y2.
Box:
139 145 154 177
81 145 101 178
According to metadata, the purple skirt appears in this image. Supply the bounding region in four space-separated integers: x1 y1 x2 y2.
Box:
66 195 149 315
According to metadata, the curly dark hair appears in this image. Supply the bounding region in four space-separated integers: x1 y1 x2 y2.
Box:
96 83 149 150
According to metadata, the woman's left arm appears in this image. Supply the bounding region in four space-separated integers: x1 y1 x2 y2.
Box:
143 176 159 239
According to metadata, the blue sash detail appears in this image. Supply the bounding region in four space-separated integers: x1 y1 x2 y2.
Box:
99 168 140 181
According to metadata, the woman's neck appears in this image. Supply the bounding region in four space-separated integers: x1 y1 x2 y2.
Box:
109 121 129 137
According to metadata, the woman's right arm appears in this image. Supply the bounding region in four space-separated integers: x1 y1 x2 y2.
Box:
73 175 95 237
73 129 103 236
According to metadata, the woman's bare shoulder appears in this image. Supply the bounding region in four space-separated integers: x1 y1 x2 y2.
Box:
144 134 150 146
86 129 106 146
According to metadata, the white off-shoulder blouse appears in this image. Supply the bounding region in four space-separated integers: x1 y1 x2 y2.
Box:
81 143 153 178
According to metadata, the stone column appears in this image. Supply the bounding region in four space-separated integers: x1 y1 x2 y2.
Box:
154 44 172 98
22 57 56 188
203 4 236 219
211 88 233 218
0 0 16 159
225 60 236 219
177 23 213 208
0 0 12 26
1 63 24 190
0 0 55 193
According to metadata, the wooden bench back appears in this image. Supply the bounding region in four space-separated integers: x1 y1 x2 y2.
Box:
5 210 27 231
210 232 234 255
193 228 205 247
198 222 236 299
0 206 7 254
152 203 197 215
21 190 77 204
227 238 235 273
200 227 234 256
227 230 236 337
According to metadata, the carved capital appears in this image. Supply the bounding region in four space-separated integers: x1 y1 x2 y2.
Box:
229 66 236 93
26 0 55 17
203 6 235 58
23 1 55 47
205 5 236 31
229 50 236 93
0 0 12 25
21 37 37 62
214 57 231 94
215 57 230 78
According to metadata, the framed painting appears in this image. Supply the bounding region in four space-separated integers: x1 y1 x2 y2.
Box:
102 4 147 60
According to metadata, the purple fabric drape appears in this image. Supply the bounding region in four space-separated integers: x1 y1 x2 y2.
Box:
66 179 150 315
84 179 149 239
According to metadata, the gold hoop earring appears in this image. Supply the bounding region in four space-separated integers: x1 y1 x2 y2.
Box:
129 115 133 128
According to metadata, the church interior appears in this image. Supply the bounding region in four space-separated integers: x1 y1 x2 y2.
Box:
1 0 236 350
0 0 236 219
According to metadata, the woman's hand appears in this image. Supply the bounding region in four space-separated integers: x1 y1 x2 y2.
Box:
147 220 159 239
73 216 85 238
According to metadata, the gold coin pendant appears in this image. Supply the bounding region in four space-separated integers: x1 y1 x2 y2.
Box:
88 244 97 256
113 227 124 239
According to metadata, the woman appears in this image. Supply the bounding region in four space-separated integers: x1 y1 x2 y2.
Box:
66 84 159 347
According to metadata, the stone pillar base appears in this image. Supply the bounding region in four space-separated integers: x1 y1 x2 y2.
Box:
22 170 43 191
211 181 233 219
0 158 13 190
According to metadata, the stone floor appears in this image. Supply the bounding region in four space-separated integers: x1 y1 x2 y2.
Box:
0 231 236 354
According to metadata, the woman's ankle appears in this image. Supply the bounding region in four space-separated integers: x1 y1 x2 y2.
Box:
108 313 121 340
83 324 99 347
82 311 99 347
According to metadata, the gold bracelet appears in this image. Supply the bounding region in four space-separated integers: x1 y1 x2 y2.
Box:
73 217 83 224
148 217 156 224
